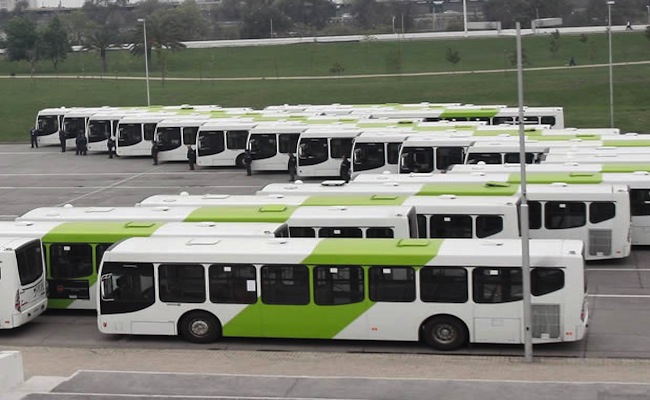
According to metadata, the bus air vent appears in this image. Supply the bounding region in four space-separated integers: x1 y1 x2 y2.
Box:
124 222 156 228
371 195 399 200
396 239 430 247
259 205 288 213
588 229 612 256
186 238 220 246
532 304 561 339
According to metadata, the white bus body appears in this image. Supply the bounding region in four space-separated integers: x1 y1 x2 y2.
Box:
97 237 588 349
115 113 176 157
0 237 47 329
34 107 70 146
248 123 307 172
463 142 550 165
297 128 361 178
86 110 143 153
155 117 211 163
351 131 414 177
259 181 631 260
544 154 650 164
61 107 119 149
196 120 256 167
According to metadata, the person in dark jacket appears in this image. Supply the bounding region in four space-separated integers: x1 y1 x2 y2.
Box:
79 134 88 155
59 130 66 152
187 145 197 171
339 154 351 183
30 128 39 148
75 134 83 156
151 141 159 165
107 137 115 159
287 153 297 181
243 149 252 176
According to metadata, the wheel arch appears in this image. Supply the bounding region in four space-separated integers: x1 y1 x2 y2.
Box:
419 314 470 345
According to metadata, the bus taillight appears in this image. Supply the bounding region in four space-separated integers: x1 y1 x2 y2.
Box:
14 290 21 312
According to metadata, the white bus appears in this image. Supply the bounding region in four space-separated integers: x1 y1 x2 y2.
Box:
86 110 143 153
136 192 521 241
0 221 288 310
115 113 175 157
0 236 47 329
98 237 588 350
34 107 70 146
296 127 360 178
351 131 414 177
463 142 550 165
196 120 256 168
258 180 632 260
248 123 306 172
154 117 211 163
544 153 650 165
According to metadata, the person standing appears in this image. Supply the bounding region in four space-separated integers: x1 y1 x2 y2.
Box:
626 21 633 31
107 137 115 159
339 154 351 183
59 130 66 152
75 134 83 156
30 128 39 148
243 149 252 176
287 153 297 181
187 145 197 171
151 141 159 165
80 134 88 155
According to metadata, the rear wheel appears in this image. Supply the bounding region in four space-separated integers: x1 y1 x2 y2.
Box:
422 317 467 351
179 311 222 344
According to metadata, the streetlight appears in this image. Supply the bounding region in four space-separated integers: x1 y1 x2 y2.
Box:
646 5 649 25
462 0 467 36
607 1 614 128
137 18 151 107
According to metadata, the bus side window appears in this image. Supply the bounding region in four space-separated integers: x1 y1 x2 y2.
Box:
49 243 93 279
209 264 257 304
368 266 415 302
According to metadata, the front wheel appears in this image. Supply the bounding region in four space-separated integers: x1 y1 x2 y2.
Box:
179 311 222 344
235 153 245 168
422 317 467 351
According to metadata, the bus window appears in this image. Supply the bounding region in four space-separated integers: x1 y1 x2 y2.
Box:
100 262 155 314
420 267 467 303
476 215 503 238
472 267 522 303
531 268 564 296
157 127 182 151
251 134 277 158
369 266 415 302
504 152 536 164
387 143 402 165
143 124 156 141
400 147 433 173
50 244 93 279
330 138 353 159
88 121 111 143
366 227 394 238
279 133 299 154
37 116 58 135
545 202 586 230
208 264 257 304
353 143 385 172
416 214 428 238
313 266 364 305
436 147 465 170
226 131 249 149
590 202 616 224
15 240 44 286
299 138 328 165
183 127 199 145
158 264 205 303
467 152 502 165
261 265 309 305
198 131 225 156
118 124 142 146
493 116 515 125
529 201 542 230
318 227 363 238
541 116 556 126
289 227 316 237
630 189 650 216
430 215 472 238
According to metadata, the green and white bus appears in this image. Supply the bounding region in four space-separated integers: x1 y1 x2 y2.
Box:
97 237 588 350
0 221 288 310
0 236 47 329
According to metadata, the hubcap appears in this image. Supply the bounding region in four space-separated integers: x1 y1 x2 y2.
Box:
190 320 209 337
434 324 455 344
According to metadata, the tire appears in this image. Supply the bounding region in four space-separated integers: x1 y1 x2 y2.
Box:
235 154 245 168
422 317 467 351
179 311 222 344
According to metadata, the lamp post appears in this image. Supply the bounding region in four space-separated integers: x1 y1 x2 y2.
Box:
137 18 151 107
462 0 467 36
647 5 649 24
607 1 614 128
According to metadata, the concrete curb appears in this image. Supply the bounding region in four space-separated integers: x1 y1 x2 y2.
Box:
0 351 24 392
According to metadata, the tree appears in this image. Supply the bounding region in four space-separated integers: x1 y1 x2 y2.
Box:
175 0 210 40
349 0 388 30
240 3 291 39
3 16 43 74
274 0 336 31
445 47 460 66
41 16 69 71
83 23 120 74
60 10 94 46
483 0 573 29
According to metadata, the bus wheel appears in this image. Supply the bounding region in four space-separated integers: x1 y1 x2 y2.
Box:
179 311 222 343
422 316 467 351
235 154 245 168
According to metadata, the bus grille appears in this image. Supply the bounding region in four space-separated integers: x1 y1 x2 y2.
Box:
532 304 561 339
588 229 612 256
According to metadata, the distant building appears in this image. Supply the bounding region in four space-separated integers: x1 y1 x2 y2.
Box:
0 0 18 11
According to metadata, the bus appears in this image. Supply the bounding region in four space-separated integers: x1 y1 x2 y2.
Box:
351 131 414 177
97 237 588 350
34 107 70 147
0 236 47 329
61 108 117 150
86 110 143 153
136 193 521 241
258 180 632 261
543 153 650 165
115 113 176 157
463 142 550 165
0 220 288 309
154 117 212 163
196 120 256 168
248 123 306 172
296 127 360 178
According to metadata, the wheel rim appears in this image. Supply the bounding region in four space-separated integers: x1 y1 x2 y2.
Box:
189 319 210 338
433 323 456 345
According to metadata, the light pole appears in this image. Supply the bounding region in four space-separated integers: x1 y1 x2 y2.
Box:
647 5 649 24
607 1 614 128
137 18 151 107
462 0 467 36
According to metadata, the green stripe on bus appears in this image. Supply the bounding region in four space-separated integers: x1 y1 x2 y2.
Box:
602 140 650 147
507 172 603 184
302 195 408 206
601 163 650 173
440 109 498 118
303 238 441 265
185 206 297 223
42 222 164 242
531 135 601 141
417 182 518 196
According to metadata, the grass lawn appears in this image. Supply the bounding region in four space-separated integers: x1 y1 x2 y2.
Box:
1 31 649 142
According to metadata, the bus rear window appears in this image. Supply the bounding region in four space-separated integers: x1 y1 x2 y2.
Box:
15 240 44 286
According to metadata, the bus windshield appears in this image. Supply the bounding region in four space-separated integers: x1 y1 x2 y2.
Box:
118 124 143 146
37 116 59 135
353 143 385 171
157 127 182 151
88 121 112 143
63 118 86 139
